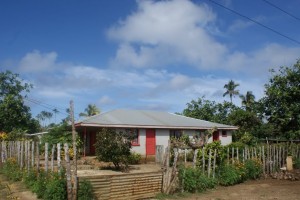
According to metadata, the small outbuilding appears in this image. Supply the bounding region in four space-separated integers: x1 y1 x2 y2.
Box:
75 109 238 156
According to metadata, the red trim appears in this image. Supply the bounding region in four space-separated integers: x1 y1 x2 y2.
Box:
129 129 140 146
146 129 156 155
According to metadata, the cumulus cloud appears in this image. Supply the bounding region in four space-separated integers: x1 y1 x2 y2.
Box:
19 50 58 72
108 0 227 69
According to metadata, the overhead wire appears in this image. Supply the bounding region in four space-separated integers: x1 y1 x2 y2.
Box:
205 0 300 45
262 0 300 21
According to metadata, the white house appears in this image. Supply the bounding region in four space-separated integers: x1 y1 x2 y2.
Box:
75 109 238 156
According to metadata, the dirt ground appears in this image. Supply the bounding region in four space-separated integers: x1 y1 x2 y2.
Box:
177 178 300 200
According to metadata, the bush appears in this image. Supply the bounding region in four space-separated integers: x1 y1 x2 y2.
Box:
0 158 23 181
294 158 300 169
23 169 38 189
218 162 246 186
128 152 142 164
95 128 132 169
179 166 216 193
78 179 94 200
32 170 48 199
244 159 262 179
44 172 67 200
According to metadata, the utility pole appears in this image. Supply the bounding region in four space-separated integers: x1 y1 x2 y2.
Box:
70 100 77 200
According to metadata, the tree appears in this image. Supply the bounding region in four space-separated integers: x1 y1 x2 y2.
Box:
223 80 240 103
53 108 59 123
0 70 39 133
263 60 300 139
95 128 132 169
240 91 255 111
182 96 237 124
79 104 100 117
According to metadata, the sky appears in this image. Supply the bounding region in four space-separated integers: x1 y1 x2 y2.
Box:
1 0 300 123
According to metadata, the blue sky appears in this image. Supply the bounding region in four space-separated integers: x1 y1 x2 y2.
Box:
1 0 300 123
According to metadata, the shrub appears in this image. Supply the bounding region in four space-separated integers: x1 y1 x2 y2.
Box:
179 166 216 193
294 158 300 169
128 152 142 164
218 162 245 186
23 169 38 189
244 159 262 179
95 128 132 169
44 172 67 200
32 170 48 199
78 179 94 200
0 158 22 181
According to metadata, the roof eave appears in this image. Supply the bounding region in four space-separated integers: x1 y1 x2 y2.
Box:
75 123 238 130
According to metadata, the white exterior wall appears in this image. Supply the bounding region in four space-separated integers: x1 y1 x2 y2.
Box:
119 128 233 156
207 130 232 145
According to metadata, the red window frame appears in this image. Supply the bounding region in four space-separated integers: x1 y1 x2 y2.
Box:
126 129 140 146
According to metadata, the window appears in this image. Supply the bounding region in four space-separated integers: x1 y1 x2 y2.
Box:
170 130 182 139
126 129 139 146
222 130 227 137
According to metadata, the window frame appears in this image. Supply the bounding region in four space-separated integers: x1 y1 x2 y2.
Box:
222 130 227 137
169 129 183 139
126 128 140 146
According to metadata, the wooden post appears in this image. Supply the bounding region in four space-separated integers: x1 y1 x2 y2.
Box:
262 145 265 174
45 143 49 173
202 147 205 174
51 145 55 172
27 141 31 172
70 100 77 200
213 149 217 178
65 143 73 200
208 149 212 177
37 142 40 173
193 149 198 168
231 147 234 164
242 148 245 163
57 143 61 170
31 141 35 167
236 147 239 161
227 147 229 164
20 141 24 169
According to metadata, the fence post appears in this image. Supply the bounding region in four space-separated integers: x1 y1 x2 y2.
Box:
64 143 73 200
36 142 40 173
213 149 217 179
202 147 205 174
193 149 198 168
31 141 35 167
51 145 55 172
57 143 61 170
208 149 212 177
262 145 265 174
45 143 49 173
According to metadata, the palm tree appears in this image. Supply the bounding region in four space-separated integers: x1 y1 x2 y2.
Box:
79 104 100 117
223 80 240 103
240 91 255 111
53 108 59 123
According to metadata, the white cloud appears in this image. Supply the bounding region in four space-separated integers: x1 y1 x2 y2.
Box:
19 50 58 72
98 95 116 105
108 0 227 69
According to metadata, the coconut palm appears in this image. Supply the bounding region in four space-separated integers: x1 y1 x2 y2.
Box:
53 108 59 123
240 91 255 111
79 104 100 117
223 80 240 103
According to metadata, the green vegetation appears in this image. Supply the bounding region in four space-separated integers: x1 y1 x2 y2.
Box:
95 128 133 169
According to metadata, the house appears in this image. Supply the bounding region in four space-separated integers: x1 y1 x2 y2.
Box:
75 109 238 156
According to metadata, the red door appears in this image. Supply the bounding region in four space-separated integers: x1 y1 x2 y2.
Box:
213 131 219 141
90 132 96 155
146 129 156 155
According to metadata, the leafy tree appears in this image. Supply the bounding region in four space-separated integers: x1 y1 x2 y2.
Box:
0 70 39 133
95 128 132 169
53 108 59 123
182 96 237 124
79 104 100 117
240 91 255 111
223 80 240 103
263 60 300 139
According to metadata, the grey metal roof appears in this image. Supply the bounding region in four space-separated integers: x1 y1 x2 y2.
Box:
76 109 237 130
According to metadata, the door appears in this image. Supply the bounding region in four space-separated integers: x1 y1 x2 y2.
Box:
213 131 219 141
146 129 156 155
90 132 96 155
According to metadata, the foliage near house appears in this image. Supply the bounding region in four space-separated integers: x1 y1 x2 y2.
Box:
95 128 133 169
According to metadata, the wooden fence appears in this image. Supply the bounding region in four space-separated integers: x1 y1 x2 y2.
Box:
79 172 163 200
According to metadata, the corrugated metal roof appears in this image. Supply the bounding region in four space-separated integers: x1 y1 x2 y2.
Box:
75 109 238 130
